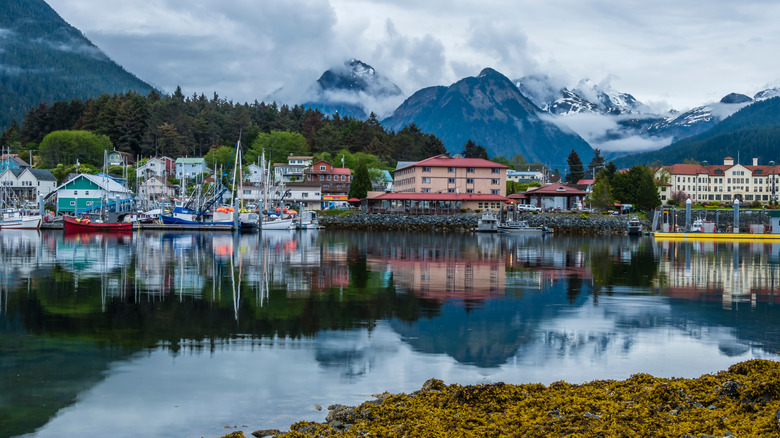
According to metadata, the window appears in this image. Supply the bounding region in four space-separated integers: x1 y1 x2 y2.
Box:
422 166 431 172
491 179 499 185
85 191 89 195
448 178 455 184
422 188 431 193
320 165 326 171
422 177 431 183
302 193 308 198
467 167 475 173
492 168 500 174
466 189 474 193
447 188 455 193
491 189 500 195
466 178 474 184
448 167 456 173
327 175 331 181
70 201 75 206
73 190 78 195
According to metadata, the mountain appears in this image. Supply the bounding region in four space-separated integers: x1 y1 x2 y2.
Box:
0 0 155 128
382 68 594 166
301 59 404 119
613 97 780 167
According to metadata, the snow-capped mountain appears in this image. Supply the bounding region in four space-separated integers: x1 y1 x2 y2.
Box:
302 59 404 119
516 77 651 116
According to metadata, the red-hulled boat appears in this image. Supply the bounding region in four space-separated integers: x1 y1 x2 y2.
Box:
63 215 134 232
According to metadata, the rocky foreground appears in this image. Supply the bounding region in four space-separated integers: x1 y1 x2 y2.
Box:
222 359 780 438
318 212 643 235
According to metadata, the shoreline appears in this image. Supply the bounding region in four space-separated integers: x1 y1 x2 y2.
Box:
318 212 643 235
223 359 780 437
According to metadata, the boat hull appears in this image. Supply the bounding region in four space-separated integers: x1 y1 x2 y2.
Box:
63 216 133 232
0 216 42 230
262 219 293 230
160 215 235 227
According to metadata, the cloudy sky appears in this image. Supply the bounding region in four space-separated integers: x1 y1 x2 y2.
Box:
47 0 780 114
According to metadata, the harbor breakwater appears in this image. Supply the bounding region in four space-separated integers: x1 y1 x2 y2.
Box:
318 212 643 235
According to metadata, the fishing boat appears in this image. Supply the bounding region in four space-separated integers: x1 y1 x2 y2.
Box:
0 209 43 230
627 216 642 235
497 220 551 234
63 215 133 232
296 210 320 230
477 212 499 232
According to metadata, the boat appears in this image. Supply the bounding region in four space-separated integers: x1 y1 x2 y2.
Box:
477 212 499 232
0 209 42 230
296 210 321 229
627 216 642 235
497 220 551 234
63 215 133 232
261 216 294 230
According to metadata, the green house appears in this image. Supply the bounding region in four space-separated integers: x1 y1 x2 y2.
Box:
53 174 134 213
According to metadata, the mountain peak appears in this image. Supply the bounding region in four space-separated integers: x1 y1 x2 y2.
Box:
720 93 752 104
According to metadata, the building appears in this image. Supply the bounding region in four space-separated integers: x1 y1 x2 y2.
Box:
0 168 58 201
136 157 175 180
137 176 177 205
107 150 135 167
286 182 322 211
654 157 780 205
52 174 134 213
307 160 352 208
523 183 586 210
273 155 313 183
365 154 509 212
393 154 507 196
0 155 31 172
175 157 209 179
507 169 545 184
245 163 265 184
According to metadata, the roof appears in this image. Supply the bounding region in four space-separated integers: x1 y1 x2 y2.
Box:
395 161 416 170
369 193 509 202
55 173 134 194
525 183 586 196
28 168 57 181
576 179 595 185
332 168 352 175
396 154 508 172
175 157 205 164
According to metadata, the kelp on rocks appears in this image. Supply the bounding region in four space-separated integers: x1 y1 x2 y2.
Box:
226 359 780 437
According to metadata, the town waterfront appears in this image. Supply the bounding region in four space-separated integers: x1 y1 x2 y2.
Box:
2 230 780 438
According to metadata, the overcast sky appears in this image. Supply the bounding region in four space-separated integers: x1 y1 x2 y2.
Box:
46 0 780 114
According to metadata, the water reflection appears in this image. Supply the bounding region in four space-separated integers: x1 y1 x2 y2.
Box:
2 230 780 437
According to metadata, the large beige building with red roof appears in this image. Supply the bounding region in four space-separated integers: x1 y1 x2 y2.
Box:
366 154 510 212
654 157 780 204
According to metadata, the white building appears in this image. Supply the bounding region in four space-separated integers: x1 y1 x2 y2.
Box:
0 168 58 201
175 158 209 179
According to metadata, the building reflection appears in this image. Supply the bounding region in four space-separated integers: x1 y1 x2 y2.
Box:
655 240 780 308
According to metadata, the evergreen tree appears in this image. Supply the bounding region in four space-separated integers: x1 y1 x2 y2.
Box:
586 148 606 179
587 169 615 210
565 149 585 184
461 139 488 159
348 160 372 199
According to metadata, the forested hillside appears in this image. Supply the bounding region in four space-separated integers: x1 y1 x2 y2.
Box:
614 97 780 166
1 89 448 167
0 0 155 128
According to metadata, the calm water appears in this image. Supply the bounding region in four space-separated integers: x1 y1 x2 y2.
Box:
2 229 780 438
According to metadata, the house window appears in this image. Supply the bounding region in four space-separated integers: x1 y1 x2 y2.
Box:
422 177 431 183
85 191 89 195
327 175 331 181
302 193 308 198
341 175 346 181
448 167 456 173
492 168 500 174
448 188 455 193
422 188 431 193
466 189 474 193
491 179 499 185
467 167 475 173
423 166 431 172
70 201 75 206
320 165 326 171
491 189 499 195
467 178 474 184
448 178 455 184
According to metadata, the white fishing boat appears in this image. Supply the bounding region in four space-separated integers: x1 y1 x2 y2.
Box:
627 216 642 235
261 217 294 230
477 212 499 232
497 220 550 234
0 209 42 230
296 210 320 229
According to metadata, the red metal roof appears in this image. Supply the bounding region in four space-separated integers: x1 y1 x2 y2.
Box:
369 192 510 202
332 168 352 175
396 154 508 171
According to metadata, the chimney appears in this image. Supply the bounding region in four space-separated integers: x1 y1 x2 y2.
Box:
724 157 734 166
753 157 758 166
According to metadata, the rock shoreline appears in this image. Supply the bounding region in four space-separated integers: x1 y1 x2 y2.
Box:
318 212 646 235
223 359 780 438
